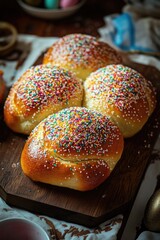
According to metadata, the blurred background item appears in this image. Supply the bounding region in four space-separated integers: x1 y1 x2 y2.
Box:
44 0 59 9
60 0 80 8
98 0 160 70
124 0 160 18
0 22 17 57
16 0 86 19
0 218 50 240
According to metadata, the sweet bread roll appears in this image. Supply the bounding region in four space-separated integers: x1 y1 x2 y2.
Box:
0 70 6 104
4 65 83 135
21 107 124 191
43 34 122 81
83 64 156 138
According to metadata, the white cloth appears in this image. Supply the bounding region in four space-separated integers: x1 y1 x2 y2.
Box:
0 198 123 240
0 35 58 87
98 4 160 71
136 231 160 240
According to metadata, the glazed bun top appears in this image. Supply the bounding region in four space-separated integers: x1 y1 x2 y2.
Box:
83 64 157 138
13 65 82 112
21 107 124 191
43 34 122 81
37 107 124 165
4 65 83 134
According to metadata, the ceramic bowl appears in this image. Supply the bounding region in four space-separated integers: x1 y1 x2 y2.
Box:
17 0 86 19
0 218 50 240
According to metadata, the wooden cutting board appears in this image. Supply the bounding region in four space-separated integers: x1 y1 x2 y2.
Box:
0 55 160 227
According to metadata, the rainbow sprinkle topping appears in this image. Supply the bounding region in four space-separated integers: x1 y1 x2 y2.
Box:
40 107 122 160
16 65 83 111
84 64 155 113
45 34 122 70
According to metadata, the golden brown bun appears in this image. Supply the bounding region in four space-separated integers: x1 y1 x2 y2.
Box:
83 64 157 138
43 34 122 81
0 70 6 104
21 107 124 191
4 65 83 135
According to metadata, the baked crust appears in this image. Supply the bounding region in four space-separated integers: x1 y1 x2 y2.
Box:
43 34 122 81
21 107 124 191
4 65 83 134
83 64 157 138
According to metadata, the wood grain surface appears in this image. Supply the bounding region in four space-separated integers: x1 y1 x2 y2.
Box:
0 55 160 227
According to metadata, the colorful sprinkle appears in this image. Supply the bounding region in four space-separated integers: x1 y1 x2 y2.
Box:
43 34 122 79
84 64 156 137
38 107 123 161
15 65 83 113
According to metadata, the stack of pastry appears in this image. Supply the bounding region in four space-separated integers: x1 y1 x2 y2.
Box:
3 34 157 191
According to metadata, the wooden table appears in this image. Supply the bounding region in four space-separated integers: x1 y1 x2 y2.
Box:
1 1 160 239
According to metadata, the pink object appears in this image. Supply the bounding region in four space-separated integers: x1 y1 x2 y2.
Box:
60 0 80 8
0 218 49 240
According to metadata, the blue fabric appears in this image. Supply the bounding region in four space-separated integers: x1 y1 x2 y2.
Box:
44 0 59 9
111 13 154 52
